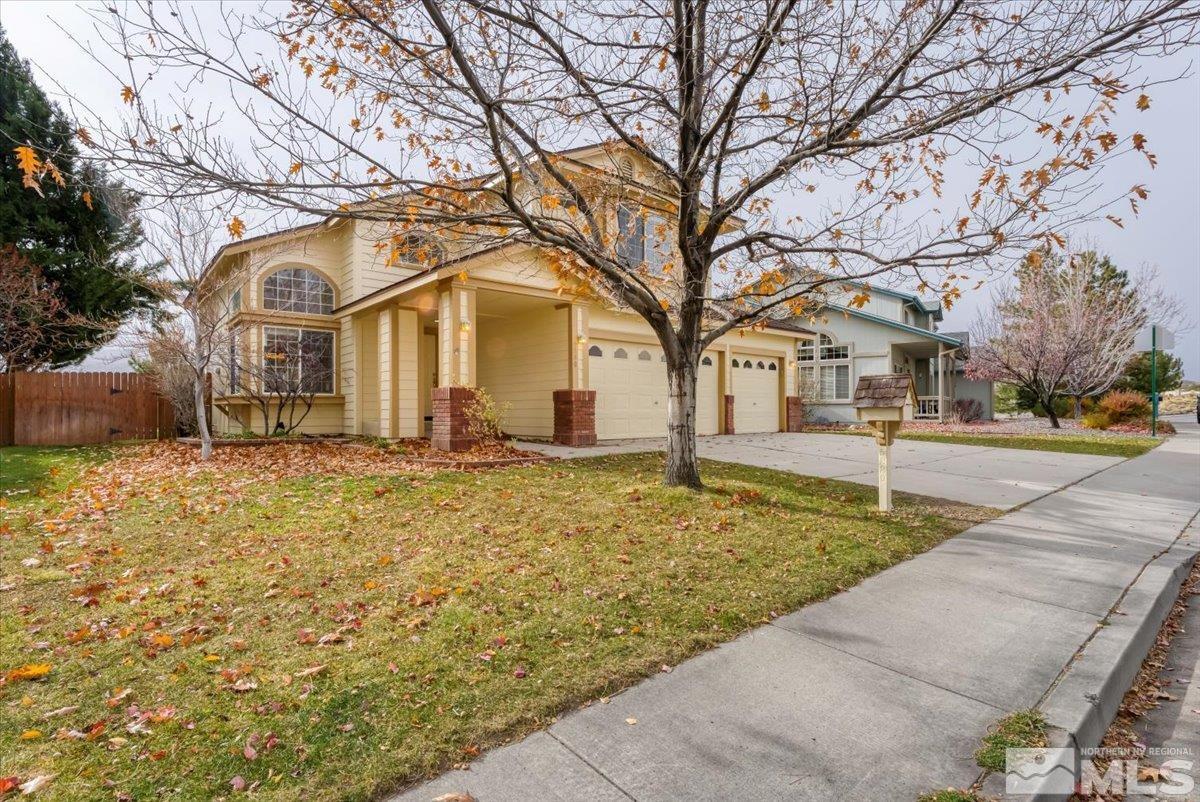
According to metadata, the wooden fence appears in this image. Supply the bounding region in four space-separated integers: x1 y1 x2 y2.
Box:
0 372 174 447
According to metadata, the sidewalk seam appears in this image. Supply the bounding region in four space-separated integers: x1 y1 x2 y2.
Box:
544 732 639 802
767 623 1008 714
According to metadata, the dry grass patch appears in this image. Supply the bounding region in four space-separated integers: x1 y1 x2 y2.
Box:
1 443 995 800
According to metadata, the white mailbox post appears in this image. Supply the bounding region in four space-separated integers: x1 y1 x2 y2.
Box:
853 374 917 512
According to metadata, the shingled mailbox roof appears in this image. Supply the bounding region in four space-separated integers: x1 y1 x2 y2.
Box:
853 374 915 409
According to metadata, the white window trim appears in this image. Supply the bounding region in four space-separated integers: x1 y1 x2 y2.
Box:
261 324 338 396
798 332 853 403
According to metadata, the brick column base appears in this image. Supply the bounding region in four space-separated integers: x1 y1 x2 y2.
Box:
785 396 804 432
723 394 735 435
553 389 597 446
431 386 477 451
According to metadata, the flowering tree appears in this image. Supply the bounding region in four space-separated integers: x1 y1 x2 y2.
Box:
965 251 1183 426
29 0 1200 485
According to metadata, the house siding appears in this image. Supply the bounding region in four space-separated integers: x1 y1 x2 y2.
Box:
477 305 568 438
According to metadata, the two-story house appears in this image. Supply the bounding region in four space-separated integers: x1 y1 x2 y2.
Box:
792 281 994 423
199 144 815 448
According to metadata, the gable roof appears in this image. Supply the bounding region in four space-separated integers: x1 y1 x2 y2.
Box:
836 278 944 321
824 303 963 347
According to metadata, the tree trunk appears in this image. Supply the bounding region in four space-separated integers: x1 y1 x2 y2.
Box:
664 359 702 489
193 374 212 460
1073 395 1082 419
1044 396 1061 428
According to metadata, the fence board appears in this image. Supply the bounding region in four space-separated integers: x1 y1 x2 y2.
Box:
0 372 173 446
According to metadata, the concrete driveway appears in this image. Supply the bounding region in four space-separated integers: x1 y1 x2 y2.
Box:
521 432 1124 509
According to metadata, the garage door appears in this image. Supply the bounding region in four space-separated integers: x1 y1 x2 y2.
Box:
589 341 718 439
732 355 780 433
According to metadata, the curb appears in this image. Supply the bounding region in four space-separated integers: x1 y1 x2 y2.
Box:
1008 525 1200 801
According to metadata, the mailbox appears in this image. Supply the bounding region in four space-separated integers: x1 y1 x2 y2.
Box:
853 374 916 511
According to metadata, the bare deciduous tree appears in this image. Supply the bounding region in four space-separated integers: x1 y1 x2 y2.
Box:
58 0 1199 485
0 245 98 372
139 198 247 459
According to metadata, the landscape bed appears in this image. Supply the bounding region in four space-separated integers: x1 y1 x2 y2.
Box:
0 443 996 800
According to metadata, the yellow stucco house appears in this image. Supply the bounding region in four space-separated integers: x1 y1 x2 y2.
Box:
201 144 811 449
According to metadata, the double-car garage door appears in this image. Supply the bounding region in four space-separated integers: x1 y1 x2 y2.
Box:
589 341 780 439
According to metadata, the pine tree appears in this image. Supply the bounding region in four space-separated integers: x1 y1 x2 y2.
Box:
0 25 160 369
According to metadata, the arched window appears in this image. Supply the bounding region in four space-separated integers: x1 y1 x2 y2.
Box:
731 359 740 368
757 361 766 370
588 345 603 357
263 268 334 314
638 350 652 361
820 333 849 360
768 362 777 371
701 356 713 366
614 348 628 359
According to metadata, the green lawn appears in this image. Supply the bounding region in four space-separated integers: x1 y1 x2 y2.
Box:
0 444 996 800
818 428 1161 459
0 446 112 496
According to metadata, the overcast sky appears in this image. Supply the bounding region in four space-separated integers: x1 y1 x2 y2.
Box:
4 2 1199 376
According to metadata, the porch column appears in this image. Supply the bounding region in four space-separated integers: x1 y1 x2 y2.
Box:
394 308 420 438
717 348 734 434
432 281 477 451
554 303 596 446
936 345 946 422
377 306 397 438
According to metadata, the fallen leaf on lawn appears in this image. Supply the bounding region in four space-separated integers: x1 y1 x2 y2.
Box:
227 679 258 693
4 664 51 683
19 730 41 740
230 776 246 792
243 744 257 761
293 665 327 678
19 775 54 794
512 666 527 678
625 717 637 725
296 629 316 645
316 632 344 646
41 706 78 720
0 777 17 795
150 633 174 649
338 723 354 732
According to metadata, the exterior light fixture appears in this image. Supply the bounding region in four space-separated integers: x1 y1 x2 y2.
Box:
460 320 471 332
577 334 588 344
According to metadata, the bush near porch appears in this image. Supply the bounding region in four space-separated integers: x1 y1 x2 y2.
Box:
0 444 994 800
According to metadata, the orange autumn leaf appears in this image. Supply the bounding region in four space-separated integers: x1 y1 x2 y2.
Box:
121 86 135 104
82 191 94 211
1136 93 1151 110
227 217 246 239
5 663 52 683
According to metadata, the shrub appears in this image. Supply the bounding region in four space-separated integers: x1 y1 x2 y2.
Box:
1097 389 1150 423
1081 410 1112 430
950 398 983 423
463 386 509 443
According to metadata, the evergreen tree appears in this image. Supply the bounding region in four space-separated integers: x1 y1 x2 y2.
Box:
0 25 159 368
1118 351 1184 395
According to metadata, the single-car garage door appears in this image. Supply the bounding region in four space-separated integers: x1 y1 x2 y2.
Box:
732 355 780 433
589 341 718 439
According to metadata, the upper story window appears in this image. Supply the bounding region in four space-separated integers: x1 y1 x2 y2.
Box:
394 233 445 267
819 334 849 361
798 338 815 362
263 267 334 315
616 204 672 273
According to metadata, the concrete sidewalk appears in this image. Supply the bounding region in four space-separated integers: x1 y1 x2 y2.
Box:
397 431 1199 802
521 432 1123 509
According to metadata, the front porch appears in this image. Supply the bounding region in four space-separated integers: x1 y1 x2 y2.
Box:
352 279 596 450
892 340 960 422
